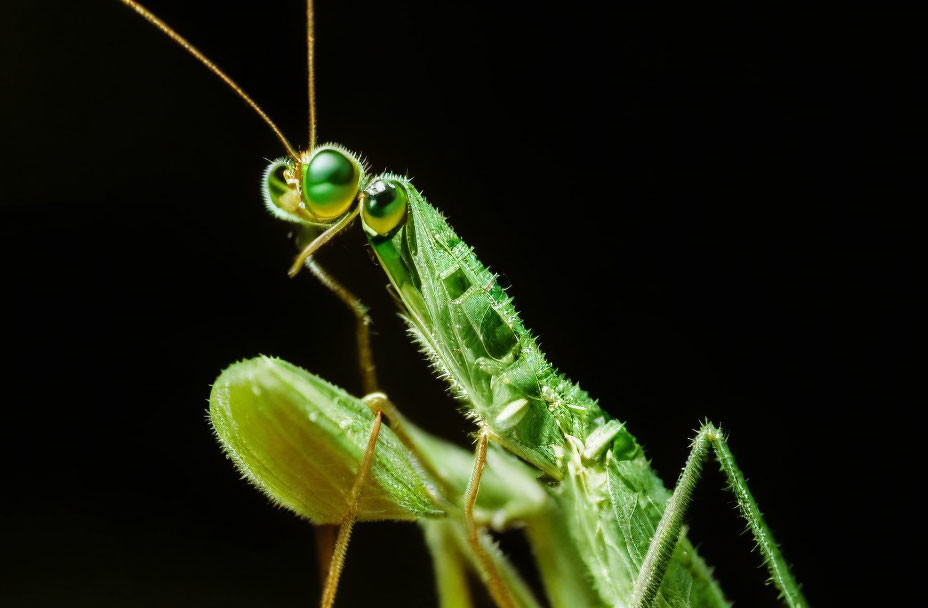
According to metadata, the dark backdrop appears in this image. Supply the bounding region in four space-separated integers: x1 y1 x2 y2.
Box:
1 1 915 606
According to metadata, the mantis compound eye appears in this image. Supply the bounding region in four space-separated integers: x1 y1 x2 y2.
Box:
262 158 305 223
300 148 361 220
362 179 408 237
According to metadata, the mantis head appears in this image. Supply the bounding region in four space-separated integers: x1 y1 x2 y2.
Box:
263 146 413 276
119 1 413 278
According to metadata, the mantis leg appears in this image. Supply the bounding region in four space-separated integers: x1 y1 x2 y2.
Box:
361 392 458 499
422 519 476 608
463 430 516 608
630 422 809 608
319 410 383 608
316 392 457 607
302 258 379 596
288 206 360 277
304 258 378 394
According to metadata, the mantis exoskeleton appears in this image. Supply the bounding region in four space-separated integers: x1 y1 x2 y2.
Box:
119 1 811 606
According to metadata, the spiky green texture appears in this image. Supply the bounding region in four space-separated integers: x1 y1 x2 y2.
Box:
366 177 729 608
630 423 807 608
209 356 443 523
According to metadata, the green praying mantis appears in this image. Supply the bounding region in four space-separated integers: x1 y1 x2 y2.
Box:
119 1 811 607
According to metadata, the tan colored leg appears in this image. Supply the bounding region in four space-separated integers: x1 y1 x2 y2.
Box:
463 430 515 608
288 205 359 278
304 259 379 604
360 392 452 496
319 411 383 608
304 258 378 394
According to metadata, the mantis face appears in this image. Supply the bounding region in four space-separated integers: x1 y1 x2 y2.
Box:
262 144 364 225
262 145 414 276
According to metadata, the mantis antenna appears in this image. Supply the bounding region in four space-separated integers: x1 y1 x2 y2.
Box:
307 0 318 151
119 0 300 161
120 6 388 603
120 0 374 380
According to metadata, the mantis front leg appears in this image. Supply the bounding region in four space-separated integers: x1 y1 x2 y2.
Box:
631 423 809 608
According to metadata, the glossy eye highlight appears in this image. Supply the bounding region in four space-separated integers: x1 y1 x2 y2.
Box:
300 148 361 220
362 180 409 237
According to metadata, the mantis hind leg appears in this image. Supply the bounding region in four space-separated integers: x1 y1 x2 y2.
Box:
319 410 383 608
631 422 809 608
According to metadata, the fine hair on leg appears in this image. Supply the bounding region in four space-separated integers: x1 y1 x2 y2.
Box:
463 430 516 608
631 422 809 608
305 258 378 394
320 411 383 608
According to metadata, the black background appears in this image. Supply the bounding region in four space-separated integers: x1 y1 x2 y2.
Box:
1 1 915 606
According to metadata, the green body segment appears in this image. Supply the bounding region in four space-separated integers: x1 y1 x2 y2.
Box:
368 177 728 608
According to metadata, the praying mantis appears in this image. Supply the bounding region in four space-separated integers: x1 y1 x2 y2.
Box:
118 1 811 606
